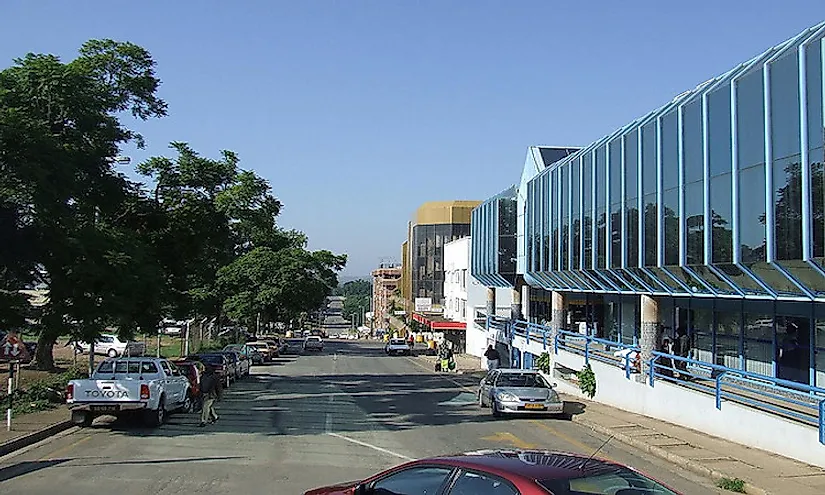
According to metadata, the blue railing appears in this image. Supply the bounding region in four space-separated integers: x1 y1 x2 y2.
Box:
650 351 825 442
490 318 825 444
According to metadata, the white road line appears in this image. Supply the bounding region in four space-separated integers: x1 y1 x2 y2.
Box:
325 393 333 433
326 432 414 461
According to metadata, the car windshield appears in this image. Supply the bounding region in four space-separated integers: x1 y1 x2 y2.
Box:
390 339 406 345
538 469 679 494
496 372 548 388
306 337 321 342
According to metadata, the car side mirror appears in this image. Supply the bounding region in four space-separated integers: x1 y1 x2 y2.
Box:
354 484 370 495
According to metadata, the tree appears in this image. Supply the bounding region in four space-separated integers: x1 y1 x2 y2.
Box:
0 39 168 369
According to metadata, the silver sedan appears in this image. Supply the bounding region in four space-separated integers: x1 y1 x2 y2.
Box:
478 369 565 417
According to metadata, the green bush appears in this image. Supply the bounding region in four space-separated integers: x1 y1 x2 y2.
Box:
535 352 551 374
716 477 746 493
10 365 88 415
577 364 597 399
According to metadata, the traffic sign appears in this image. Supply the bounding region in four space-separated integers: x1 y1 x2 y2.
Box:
0 333 30 362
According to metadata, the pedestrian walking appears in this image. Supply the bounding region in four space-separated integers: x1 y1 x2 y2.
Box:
199 365 222 427
484 345 500 370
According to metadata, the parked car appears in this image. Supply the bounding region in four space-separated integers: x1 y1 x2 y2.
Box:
385 338 411 356
73 334 145 358
303 336 324 352
66 357 192 427
478 368 564 418
187 353 233 388
171 360 204 410
246 341 276 361
304 449 682 494
223 344 261 365
219 350 249 378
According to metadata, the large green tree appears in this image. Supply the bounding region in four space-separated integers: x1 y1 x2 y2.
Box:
0 40 168 369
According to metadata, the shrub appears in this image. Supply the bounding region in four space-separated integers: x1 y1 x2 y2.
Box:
577 364 596 398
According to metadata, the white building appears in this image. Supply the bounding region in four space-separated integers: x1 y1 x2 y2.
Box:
443 236 512 358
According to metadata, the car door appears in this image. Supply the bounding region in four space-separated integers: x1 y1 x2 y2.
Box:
445 469 520 495
368 465 455 495
160 361 183 405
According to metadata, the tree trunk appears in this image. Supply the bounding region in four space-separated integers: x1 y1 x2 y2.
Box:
31 333 58 371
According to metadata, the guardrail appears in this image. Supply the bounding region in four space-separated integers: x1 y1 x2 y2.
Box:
496 318 825 444
649 351 825 443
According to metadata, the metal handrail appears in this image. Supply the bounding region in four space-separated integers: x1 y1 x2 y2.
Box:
649 350 825 443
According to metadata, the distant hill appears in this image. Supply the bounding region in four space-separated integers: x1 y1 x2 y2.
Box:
338 275 369 284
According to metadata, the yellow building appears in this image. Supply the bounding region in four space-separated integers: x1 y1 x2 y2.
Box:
400 200 481 313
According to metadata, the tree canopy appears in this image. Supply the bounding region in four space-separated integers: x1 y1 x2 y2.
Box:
0 40 346 369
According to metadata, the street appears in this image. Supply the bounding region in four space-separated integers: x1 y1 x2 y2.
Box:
0 341 723 494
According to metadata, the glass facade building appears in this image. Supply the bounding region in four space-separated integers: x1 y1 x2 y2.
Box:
472 23 825 387
471 186 518 288
411 222 471 305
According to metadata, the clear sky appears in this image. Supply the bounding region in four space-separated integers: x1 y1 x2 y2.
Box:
1 1 822 276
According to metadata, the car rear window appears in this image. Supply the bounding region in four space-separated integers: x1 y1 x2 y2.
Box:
98 361 157 374
390 339 406 345
538 471 679 494
200 355 224 365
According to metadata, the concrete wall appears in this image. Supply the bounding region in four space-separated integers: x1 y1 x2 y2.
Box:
550 348 825 469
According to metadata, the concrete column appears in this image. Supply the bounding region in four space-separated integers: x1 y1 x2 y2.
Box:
550 291 565 339
486 287 496 319
521 284 531 322
640 294 660 376
510 285 522 321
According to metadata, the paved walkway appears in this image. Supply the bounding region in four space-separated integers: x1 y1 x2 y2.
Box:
415 353 482 373
567 396 825 495
0 407 69 446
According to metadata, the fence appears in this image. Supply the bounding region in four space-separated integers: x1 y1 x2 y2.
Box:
487 318 825 445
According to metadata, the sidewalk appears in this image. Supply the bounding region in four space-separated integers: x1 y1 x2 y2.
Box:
415 353 482 373
0 407 72 456
567 395 825 495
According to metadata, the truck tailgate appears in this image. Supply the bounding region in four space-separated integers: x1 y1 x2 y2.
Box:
71 379 143 403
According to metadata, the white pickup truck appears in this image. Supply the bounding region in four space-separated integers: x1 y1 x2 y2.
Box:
66 357 192 427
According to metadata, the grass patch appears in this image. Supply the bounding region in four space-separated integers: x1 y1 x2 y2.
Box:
717 477 746 493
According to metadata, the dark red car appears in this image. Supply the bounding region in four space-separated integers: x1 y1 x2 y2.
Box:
304 450 681 495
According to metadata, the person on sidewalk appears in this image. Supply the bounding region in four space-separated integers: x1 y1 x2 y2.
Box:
199 365 222 427
484 345 500 370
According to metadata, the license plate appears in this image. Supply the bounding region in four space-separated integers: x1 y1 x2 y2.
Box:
91 405 120 413
524 403 546 410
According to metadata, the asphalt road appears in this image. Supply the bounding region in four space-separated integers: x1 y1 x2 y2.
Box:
0 340 724 494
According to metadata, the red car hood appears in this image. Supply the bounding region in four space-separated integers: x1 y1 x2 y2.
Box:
303 480 360 495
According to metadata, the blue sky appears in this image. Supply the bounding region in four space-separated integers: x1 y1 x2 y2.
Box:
1 1 822 276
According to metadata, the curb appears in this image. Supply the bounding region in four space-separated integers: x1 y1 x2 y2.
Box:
0 420 73 458
570 415 768 495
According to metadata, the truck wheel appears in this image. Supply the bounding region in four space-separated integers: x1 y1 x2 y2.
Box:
72 410 93 427
144 396 166 427
107 348 118 358
181 393 193 413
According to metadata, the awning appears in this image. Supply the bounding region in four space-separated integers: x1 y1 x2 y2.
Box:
412 313 466 330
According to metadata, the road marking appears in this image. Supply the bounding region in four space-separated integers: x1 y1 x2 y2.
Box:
404 357 477 393
326 432 414 461
38 433 92 461
325 393 334 433
530 420 613 458
481 431 539 449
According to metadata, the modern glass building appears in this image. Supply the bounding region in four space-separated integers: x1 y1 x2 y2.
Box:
402 201 481 310
470 186 518 288
473 22 825 387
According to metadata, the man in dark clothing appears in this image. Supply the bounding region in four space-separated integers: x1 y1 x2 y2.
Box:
199 365 222 427
484 345 500 370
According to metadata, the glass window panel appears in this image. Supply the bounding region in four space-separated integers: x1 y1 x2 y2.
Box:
666 266 713 294
743 312 773 377
583 214 593 269
739 165 766 263
708 84 733 177
583 154 593 269
647 267 689 294
552 171 559 271
625 131 639 200
643 193 657 266
663 187 679 266
628 267 671 294
807 43 824 259
596 147 607 268
770 52 803 261
686 181 705 265
710 173 733 264
816 320 825 388
777 259 825 296
690 307 714 365
611 205 622 268
544 174 551 272
610 139 622 206
642 122 657 196
776 315 812 385
561 166 569 270
662 111 679 190
596 146 607 211
684 101 703 184
715 310 742 369
745 262 808 297
626 205 639 268
714 264 771 296
572 161 581 269
690 266 740 295
736 70 766 170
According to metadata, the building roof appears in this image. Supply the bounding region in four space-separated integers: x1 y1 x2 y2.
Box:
413 200 482 226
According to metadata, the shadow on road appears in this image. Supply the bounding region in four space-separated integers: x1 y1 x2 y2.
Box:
0 459 69 482
98 340 578 440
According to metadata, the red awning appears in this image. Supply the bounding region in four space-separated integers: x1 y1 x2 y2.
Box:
412 313 466 330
